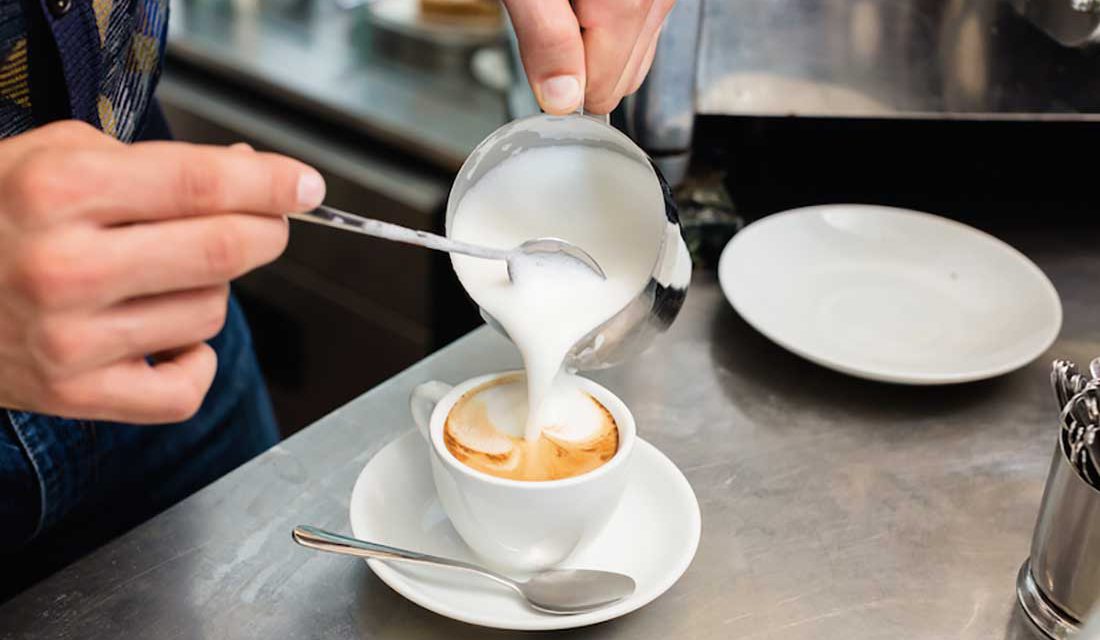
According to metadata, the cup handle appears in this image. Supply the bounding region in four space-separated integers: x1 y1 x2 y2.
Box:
410 381 452 441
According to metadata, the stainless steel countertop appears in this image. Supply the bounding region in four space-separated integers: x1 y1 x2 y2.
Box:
2 226 1098 639
166 0 508 170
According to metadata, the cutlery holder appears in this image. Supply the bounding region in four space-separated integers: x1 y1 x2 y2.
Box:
1018 443 1100 639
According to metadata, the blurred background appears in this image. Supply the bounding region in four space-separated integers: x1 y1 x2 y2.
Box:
159 0 1100 436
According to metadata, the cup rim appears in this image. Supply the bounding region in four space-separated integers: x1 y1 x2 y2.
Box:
428 371 636 490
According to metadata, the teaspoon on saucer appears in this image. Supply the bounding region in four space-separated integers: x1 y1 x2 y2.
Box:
288 205 605 283
291 525 634 615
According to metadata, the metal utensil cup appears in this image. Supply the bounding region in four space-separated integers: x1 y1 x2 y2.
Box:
1017 440 1100 639
444 114 692 371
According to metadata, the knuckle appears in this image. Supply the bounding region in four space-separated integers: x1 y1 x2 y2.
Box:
201 221 247 278
197 288 229 339
42 120 100 140
624 0 653 17
13 240 64 307
178 161 227 213
12 236 95 309
255 153 299 212
4 152 65 221
30 319 84 372
536 15 581 54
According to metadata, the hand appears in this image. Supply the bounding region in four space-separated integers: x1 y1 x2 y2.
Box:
0 121 325 424
503 0 675 115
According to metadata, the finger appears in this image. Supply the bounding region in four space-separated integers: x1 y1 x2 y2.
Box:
49 342 217 424
503 0 586 114
37 142 325 225
576 0 672 114
229 142 255 152
620 4 671 96
30 286 229 375
625 26 661 96
22 214 287 309
104 213 287 303
574 0 650 114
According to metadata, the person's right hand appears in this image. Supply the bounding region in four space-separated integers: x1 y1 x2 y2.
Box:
0 121 325 424
504 0 676 115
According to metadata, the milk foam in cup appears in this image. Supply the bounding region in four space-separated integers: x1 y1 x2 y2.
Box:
443 373 619 482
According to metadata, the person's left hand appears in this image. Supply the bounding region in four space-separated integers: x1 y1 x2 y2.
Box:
503 0 676 116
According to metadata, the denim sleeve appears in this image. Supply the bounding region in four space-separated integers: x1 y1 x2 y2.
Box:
0 410 43 548
0 410 97 548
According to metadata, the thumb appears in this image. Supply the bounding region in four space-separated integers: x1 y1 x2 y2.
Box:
503 0 586 114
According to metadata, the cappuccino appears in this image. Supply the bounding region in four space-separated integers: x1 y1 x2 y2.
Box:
444 374 618 481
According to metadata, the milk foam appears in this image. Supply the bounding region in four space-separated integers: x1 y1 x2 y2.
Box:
444 375 618 481
451 145 664 441
476 375 609 442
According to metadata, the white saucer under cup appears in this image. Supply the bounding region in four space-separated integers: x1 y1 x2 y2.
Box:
349 430 701 631
718 204 1063 385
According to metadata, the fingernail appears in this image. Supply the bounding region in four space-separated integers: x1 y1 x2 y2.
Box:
230 142 254 152
539 75 582 113
296 171 326 208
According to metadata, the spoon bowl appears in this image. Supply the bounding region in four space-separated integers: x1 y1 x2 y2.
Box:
521 569 636 615
506 237 606 283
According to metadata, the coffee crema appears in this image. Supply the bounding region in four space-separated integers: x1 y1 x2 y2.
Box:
444 375 618 482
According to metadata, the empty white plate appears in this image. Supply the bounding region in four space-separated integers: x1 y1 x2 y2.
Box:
718 205 1062 384
349 430 701 630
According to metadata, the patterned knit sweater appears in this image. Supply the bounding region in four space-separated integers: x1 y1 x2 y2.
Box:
0 0 167 140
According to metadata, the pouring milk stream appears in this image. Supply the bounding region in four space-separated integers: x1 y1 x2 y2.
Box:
450 144 666 442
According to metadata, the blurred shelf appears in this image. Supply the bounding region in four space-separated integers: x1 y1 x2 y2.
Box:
166 0 509 170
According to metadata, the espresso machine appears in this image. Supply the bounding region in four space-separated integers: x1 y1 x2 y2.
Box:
623 0 1100 187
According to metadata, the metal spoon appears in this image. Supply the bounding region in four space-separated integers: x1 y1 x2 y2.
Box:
1091 357 1100 381
291 525 634 615
1061 388 1090 453
289 205 605 282
1052 359 1076 409
1052 359 1086 409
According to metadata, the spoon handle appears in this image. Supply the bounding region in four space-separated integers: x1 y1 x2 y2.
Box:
291 525 518 590
289 205 511 262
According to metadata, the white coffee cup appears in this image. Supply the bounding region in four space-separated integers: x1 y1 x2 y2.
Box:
410 371 636 573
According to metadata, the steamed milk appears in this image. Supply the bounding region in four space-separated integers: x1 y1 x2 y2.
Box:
450 145 664 443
